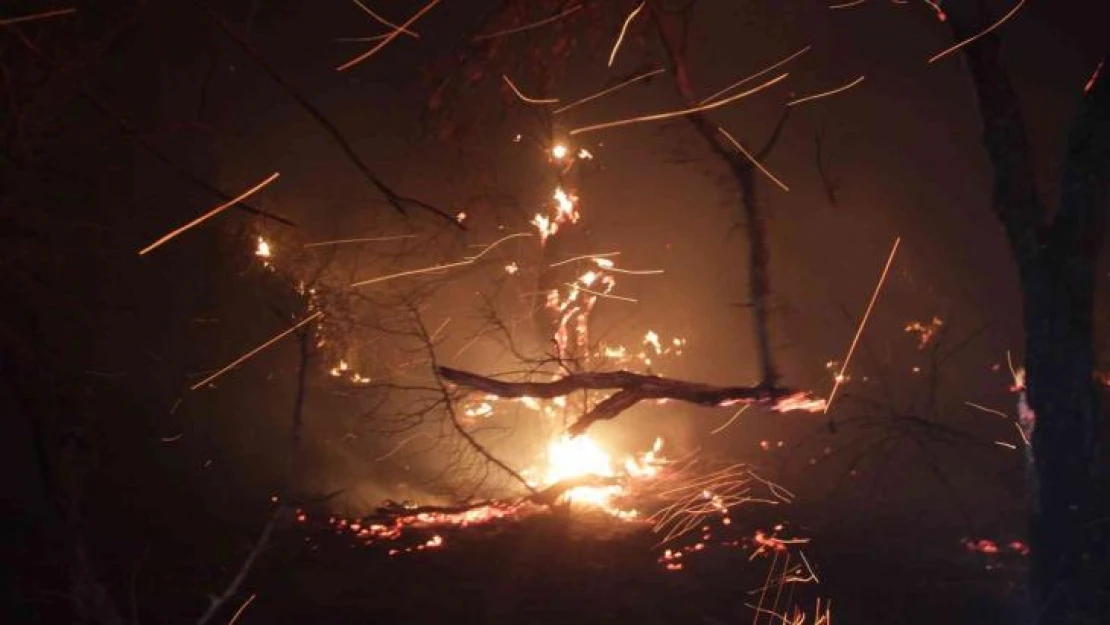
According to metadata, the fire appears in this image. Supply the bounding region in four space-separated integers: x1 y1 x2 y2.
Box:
551 143 569 159
255 236 272 258
530 434 665 515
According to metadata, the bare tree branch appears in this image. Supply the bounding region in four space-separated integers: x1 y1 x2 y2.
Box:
943 1 1044 275
192 0 463 229
647 1 788 387
436 365 803 436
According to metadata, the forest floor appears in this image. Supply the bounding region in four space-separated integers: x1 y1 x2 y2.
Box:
222 505 1024 624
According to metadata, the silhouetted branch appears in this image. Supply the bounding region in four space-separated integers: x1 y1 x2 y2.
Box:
648 1 786 387
437 365 803 436
193 1 463 229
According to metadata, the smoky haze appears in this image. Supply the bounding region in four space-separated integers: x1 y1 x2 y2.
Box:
3 2 1106 622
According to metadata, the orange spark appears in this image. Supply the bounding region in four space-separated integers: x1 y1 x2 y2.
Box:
350 232 530 287
711 405 750 435
227 594 256 625
190 311 323 390
502 75 559 104
350 0 419 38
1085 59 1104 94
717 127 790 191
138 172 280 256
924 0 946 21
828 0 866 8
607 2 645 67
555 68 665 114
303 234 417 247
965 401 1010 419
570 72 789 136
550 252 621 267
567 283 638 303
825 236 900 413
928 0 1026 65
336 0 439 71
0 8 76 26
699 46 811 104
472 4 583 41
787 75 865 107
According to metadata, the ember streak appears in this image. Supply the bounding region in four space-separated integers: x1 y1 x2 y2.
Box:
7 1 1105 623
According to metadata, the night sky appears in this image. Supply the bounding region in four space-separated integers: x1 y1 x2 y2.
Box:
3 1 1107 623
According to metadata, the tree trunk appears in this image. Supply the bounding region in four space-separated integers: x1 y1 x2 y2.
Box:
945 3 1110 620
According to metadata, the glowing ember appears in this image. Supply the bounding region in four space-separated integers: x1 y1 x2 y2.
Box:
551 143 569 159
255 236 272 259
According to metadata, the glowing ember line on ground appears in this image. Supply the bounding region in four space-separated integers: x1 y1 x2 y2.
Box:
303 234 417 247
555 69 665 114
472 4 582 41
717 126 790 191
0 8 76 26
570 73 789 136
138 172 280 256
825 236 900 412
607 2 644 67
828 0 866 8
350 0 420 38
190 311 323 390
787 75 865 107
928 0 1026 64
502 74 560 104
699 46 811 104
336 0 439 71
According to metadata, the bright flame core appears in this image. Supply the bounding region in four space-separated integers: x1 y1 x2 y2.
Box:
532 434 664 515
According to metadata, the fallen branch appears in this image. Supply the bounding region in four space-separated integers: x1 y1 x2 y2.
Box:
436 366 814 436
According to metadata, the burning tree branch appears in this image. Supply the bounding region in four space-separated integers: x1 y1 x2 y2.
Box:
437 366 817 436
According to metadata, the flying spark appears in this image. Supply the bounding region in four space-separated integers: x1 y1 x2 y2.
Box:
555 68 666 114
190 311 323 390
570 73 789 135
699 46 811 105
787 75 866 107
336 0 439 71
717 127 790 191
928 0 1026 64
502 75 560 104
303 234 417 247
0 8 77 26
607 2 645 67
350 0 420 38
138 172 280 256
350 232 531 287
472 4 583 41
825 236 901 412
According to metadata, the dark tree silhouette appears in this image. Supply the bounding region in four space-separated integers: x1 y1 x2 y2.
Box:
945 3 1110 620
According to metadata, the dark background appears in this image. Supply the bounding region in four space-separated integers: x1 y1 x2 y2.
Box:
2 1 1106 622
